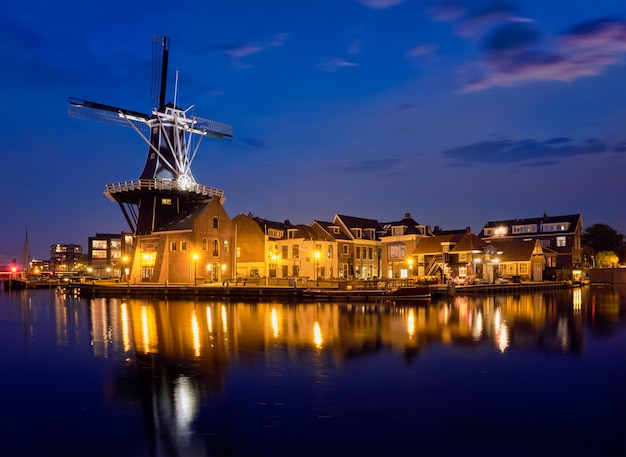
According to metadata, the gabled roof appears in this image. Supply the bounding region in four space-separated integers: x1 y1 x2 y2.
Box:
485 238 543 262
451 233 487 253
380 215 427 235
412 233 465 254
155 202 209 232
312 220 352 240
480 213 582 237
334 214 384 240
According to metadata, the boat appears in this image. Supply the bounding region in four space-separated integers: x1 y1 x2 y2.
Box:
386 285 431 300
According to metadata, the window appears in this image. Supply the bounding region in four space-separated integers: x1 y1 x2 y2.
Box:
202 238 208 251
170 242 177 251
181 241 187 251
520 264 528 274
459 253 467 262
332 226 340 234
213 217 219 229
356 246 361 259
111 240 121 249
352 228 362 238
223 241 229 253
343 244 349 255
281 265 289 277
389 245 399 259
161 198 172 205
92 240 107 249
212 240 219 256
292 245 299 259
392 226 404 236
92 250 107 259
369 247 373 260
327 245 333 258
281 245 288 259
541 239 551 248
556 236 566 247
293 264 300 276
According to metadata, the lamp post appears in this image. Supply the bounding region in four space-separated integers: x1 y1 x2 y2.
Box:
192 253 199 286
314 251 320 286
122 256 129 282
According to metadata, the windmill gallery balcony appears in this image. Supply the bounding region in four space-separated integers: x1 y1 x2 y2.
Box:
104 179 224 202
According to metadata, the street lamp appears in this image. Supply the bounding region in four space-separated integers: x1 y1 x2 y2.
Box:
122 256 129 282
192 253 199 285
314 251 321 286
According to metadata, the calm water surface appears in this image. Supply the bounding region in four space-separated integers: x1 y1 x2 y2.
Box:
1 285 624 457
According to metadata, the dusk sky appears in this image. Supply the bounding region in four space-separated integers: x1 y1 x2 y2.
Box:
2 0 625 262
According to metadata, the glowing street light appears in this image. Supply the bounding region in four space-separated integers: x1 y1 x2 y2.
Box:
192 253 199 285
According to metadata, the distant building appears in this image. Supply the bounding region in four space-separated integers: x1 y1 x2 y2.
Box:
479 213 583 269
49 244 83 270
88 233 134 278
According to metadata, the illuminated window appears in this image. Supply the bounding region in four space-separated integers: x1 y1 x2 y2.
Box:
92 250 107 258
92 240 107 249
223 241 229 253
556 236 566 247
161 198 172 205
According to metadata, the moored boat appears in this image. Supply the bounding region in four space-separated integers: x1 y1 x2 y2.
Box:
386 285 431 299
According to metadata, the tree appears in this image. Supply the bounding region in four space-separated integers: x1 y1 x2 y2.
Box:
582 223 625 262
595 251 619 268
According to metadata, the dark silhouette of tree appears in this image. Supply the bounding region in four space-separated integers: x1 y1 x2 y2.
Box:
582 223 625 262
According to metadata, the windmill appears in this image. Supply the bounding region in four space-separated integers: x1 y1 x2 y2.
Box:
69 35 233 235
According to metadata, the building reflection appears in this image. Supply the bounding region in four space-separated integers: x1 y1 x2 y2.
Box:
41 285 624 455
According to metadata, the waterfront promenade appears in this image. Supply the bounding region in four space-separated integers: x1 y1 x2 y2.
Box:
38 278 578 301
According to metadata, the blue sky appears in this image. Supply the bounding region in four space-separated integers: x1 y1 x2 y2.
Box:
1 0 625 261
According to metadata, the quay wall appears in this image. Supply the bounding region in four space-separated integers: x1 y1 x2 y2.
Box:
588 268 626 284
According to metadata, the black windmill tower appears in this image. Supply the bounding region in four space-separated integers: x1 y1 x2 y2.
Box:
69 35 233 235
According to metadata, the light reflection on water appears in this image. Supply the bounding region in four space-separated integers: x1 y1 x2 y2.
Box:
1 285 625 457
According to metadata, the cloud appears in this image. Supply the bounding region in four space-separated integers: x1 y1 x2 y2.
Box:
443 137 608 166
458 17 626 92
338 157 402 173
317 57 359 72
406 43 438 57
221 33 289 68
357 0 403 9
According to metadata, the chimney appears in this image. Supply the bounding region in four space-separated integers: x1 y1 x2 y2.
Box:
404 212 411 219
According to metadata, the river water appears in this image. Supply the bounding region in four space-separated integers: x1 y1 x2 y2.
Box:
1 285 624 457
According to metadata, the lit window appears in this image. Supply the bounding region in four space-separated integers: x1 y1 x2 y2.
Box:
161 198 172 205
556 236 566 247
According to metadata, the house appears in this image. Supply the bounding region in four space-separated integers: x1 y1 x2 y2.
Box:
127 197 235 284
410 230 486 282
480 213 583 269
379 213 431 279
233 214 331 282
480 238 547 282
329 214 383 279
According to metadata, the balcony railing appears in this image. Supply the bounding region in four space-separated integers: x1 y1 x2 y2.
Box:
105 179 224 199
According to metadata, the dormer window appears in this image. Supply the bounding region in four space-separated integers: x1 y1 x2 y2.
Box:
351 228 362 239
391 226 405 236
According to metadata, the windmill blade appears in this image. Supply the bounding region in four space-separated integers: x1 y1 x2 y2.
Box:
68 98 150 131
150 34 170 111
190 115 233 140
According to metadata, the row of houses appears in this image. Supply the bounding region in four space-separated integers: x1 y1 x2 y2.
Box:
88 196 583 284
